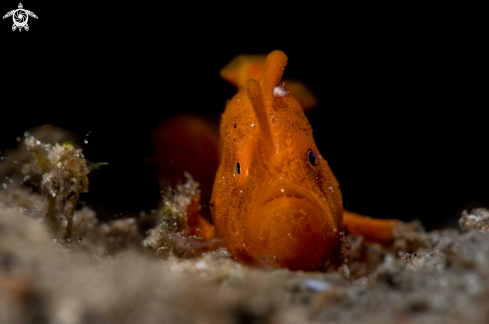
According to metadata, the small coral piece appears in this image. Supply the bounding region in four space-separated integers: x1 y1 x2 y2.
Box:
143 172 206 259
23 132 89 240
459 208 489 232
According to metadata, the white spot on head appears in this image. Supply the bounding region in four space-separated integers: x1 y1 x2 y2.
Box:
281 189 284 193
328 186 334 192
251 124 255 127
273 82 289 98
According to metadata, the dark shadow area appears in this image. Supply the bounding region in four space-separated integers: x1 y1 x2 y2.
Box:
1 4 486 229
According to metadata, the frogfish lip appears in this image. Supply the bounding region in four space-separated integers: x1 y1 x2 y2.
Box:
257 180 328 232
245 180 338 270
259 180 312 207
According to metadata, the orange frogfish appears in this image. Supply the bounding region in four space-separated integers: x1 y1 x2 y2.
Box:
208 50 342 270
155 50 399 271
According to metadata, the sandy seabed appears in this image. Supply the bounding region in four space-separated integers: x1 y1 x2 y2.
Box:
1 128 489 324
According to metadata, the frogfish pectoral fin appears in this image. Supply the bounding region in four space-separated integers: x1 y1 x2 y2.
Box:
342 210 401 246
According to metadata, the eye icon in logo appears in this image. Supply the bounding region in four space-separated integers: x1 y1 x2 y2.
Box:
3 3 38 32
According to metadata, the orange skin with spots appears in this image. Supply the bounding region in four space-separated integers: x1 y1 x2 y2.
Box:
210 51 343 270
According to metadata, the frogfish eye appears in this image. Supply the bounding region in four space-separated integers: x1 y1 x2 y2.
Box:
236 162 241 174
308 150 316 165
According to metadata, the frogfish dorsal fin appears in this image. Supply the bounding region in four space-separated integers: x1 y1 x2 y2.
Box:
219 54 266 89
220 51 318 111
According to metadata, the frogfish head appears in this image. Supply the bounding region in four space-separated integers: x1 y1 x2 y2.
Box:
210 50 343 271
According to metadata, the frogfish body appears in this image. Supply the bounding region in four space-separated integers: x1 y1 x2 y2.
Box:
210 50 343 270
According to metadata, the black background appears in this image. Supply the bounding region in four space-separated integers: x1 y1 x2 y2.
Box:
0 3 486 229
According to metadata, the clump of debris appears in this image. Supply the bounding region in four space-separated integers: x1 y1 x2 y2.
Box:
24 132 89 240
459 208 489 232
143 171 221 259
